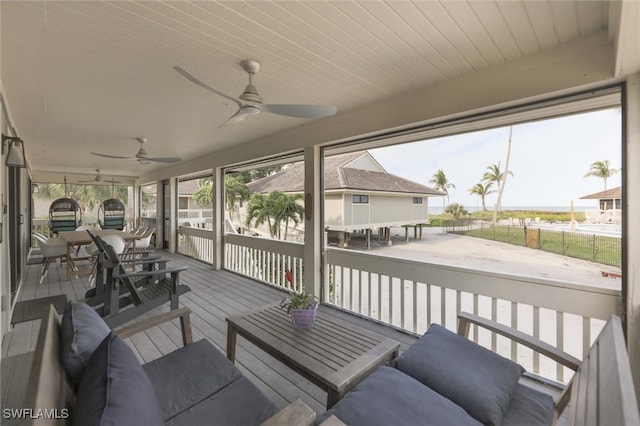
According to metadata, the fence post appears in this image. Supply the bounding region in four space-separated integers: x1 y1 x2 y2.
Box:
592 234 596 262
537 228 541 249
562 232 565 256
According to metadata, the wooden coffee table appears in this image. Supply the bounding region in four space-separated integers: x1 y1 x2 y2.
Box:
226 303 400 408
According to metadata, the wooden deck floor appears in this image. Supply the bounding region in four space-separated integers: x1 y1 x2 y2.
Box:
2 250 417 413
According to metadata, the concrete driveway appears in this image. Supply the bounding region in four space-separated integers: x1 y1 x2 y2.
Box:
346 227 621 290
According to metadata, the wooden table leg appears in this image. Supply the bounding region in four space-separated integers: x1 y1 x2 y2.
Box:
227 323 237 362
327 390 341 409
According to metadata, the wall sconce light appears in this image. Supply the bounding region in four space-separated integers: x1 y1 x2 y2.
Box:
2 134 27 168
32 183 39 194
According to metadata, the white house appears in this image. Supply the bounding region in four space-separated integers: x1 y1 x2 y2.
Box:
246 151 443 246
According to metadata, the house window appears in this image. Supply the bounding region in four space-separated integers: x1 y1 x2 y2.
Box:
353 195 369 204
413 197 423 204
178 197 188 210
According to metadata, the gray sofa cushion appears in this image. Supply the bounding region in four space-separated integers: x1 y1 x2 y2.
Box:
73 333 163 426
502 383 554 426
143 339 243 421
61 301 111 385
314 366 482 426
393 323 524 426
165 376 279 426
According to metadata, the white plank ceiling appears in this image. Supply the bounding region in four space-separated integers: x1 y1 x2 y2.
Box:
1 1 611 181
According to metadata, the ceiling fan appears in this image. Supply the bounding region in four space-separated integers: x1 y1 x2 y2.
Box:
91 138 182 164
174 59 337 126
78 169 123 184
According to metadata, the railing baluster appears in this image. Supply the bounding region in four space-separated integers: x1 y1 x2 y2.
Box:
426 283 431 327
368 271 373 318
440 287 446 327
491 298 497 350
377 273 382 322
401 279 406 330
583 316 590 359
511 302 518 363
557 312 565 382
533 306 540 374
412 281 418 333
389 276 394 326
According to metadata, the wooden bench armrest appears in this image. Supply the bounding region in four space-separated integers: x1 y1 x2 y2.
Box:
457 312 581 371
260 400 316 426
114 266 187 280
114 307 193 346
117 254 163 264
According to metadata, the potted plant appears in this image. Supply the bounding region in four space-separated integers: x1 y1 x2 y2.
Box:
280 290 318 329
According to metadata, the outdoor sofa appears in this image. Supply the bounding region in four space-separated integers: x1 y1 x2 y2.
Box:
315 312 640 426
23 301 315 426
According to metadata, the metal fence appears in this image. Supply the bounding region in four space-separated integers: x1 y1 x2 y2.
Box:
448 222 621 267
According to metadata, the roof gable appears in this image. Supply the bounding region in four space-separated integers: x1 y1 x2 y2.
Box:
247 151 442 196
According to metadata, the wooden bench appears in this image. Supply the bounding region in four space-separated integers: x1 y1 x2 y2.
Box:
457 312 640 425
19 305 316 426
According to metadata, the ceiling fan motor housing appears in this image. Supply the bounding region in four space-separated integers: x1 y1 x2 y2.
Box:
239 84 263 104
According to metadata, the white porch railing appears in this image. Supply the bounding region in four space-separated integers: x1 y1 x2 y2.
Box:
325 248 621 383
175 232 621 384
224 233 304 292
178 226 214 263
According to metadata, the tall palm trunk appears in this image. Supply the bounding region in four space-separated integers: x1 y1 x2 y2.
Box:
492 126 513 226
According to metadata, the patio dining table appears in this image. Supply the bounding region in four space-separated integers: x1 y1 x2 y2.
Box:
58 229 139 280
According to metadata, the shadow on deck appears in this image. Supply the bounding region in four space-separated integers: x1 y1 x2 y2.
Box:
2 250 417 413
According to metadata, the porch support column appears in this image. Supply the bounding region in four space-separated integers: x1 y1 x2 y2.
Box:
155 181 164 250
213 167 224 270
303 146 322 300
625 73 640 402
169 177 178 253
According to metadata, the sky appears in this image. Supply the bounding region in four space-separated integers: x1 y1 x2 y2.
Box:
370 108 622 211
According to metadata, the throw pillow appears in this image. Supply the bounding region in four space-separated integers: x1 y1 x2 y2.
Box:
393 323 524 426
61 301 111 385
73 333 163 426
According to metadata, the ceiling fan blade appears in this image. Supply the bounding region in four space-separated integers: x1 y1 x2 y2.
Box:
174 66 242 108
143 157 183 163
91 152 135 160
221 108 250 127
262 104 337 118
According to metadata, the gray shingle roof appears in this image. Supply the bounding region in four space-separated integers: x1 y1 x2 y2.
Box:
247 151 442 196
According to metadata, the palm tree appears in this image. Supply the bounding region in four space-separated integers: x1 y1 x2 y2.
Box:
429 169 455 214
192 177 213 206
224 175 249 211
482 161 513 211
446 203 468 220
246 193 276 237
584 160 619 190
192 175 249 210
273 193 304 240
468 182 494 211
245 191 304 239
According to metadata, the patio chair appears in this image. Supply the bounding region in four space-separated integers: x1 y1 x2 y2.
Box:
98 198 126 230
87 232 190 328
124 227 155 259
33 233 70 284
49 198 81 234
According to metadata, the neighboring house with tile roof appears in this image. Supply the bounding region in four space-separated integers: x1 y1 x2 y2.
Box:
580 186 622 224
245 151 443 240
